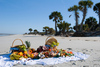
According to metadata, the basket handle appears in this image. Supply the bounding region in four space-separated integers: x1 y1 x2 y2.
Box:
12 39 24 47
45 36 56 44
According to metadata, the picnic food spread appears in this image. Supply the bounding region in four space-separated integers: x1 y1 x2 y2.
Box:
10 36 74 60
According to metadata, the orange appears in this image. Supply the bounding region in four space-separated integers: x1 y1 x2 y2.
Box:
24 51 27 54
30 54 34 58
18 52 23 56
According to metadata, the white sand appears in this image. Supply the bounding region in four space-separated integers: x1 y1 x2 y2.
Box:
0 34 100 67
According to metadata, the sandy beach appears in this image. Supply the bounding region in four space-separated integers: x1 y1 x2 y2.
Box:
0 34 100 67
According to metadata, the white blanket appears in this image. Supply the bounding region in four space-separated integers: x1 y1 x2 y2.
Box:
0 52 89 67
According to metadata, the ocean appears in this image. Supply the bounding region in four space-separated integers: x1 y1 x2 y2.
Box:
0 34 13 37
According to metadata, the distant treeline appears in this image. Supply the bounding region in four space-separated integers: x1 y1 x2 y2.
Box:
25 1 100 37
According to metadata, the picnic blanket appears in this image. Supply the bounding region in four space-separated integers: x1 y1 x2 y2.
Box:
0 52 89 67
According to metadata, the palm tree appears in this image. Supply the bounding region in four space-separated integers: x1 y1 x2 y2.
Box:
79 0 93 31
57 23 63 34
57 21 71 35
68 5 82 32
69 27 74 32
62 21 66 35
85 17 97 31
49 11 63 35
43 26 49 35
29 28 33 33
43 30 45 32
83 24 89 31
48 28 55 35
93 2 100 27
66 22 71 32
34 29 38 35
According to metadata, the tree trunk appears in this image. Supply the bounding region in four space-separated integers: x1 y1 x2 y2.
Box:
55 21 57 35
75 11 78 32
80 7 87 32
45 30 47 35
62 29 65 36
59 29 61 36
99 12 100 27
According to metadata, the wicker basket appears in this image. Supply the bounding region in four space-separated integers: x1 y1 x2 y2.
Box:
45 36 57 45
10 39 25 52
45 36 58 50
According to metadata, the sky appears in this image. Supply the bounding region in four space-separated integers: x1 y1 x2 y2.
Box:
0 0 100 34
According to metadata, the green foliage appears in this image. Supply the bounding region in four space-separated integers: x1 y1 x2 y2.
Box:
34 29 38 33
34 29 38 35
49 11 63 22
68 5 82 12
48 28 55 35
83 24 89 31
96 27 100 31
43 26 49 35
79 0 93 8
85 17 97 31
49 11 63 35
43 26 55 35
29 28 33 33
57 21 71 35
93 2 100 26
68 5 82 32
73 24 89 31
43 26 49 30
93 2 100 13
85 17 97 27
78 0 93 31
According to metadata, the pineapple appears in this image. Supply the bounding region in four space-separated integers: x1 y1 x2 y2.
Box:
25 41 31 49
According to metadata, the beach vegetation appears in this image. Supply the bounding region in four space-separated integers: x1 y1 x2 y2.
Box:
57 21 71 36
25 1 100 37
29 28 33 34
43 26 55 35
49 11 63 35
34 29 38 35
48 28 55 35
79 0 93 31
68 5 82 32
85 17 97 31
43 26 49 35
93 2 100 28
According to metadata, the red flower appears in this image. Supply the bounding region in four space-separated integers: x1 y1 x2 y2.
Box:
69 51 73 54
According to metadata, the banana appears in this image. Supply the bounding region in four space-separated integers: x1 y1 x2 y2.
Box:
10 54 15 60
10 54 21 60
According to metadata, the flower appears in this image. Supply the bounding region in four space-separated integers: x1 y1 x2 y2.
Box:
28 50 32 54
69 51 73 54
